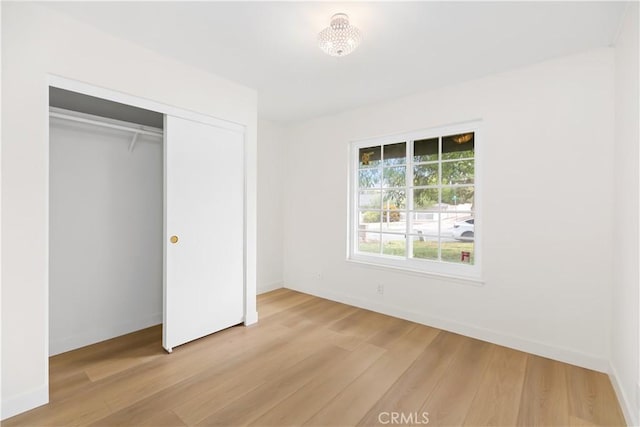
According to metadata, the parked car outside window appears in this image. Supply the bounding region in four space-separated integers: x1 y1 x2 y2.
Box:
452 218 474 241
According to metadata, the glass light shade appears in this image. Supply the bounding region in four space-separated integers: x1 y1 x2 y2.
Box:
318 13 362 57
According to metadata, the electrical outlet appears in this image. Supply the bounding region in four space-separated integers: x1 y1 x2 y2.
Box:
316 272 323 280
376 284 384 295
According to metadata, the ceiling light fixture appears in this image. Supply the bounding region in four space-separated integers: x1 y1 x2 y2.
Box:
318 13 362 57
452 133 473 144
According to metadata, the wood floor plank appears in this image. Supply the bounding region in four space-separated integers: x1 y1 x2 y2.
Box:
102 409 187 427
566 364 626 427
366 315 416 349
569 414 601 426
252 342 387 426
1 392 111 427
143 410 186 427
50 325 161 363
328 308 400 343
303 325 440 426
256 287 290 303
419 337 495 426
87 320 316 426
290 297 358 327
84 338 165 382
49 325 161 382
516 355 570 426
258 290 316 318
358 331 466 426
49 370 92 402
3 289 627 427
99 332 261 412
263 297 326 326
91 320 295 413
195 345 348 426
462 345 528 426
91 319 320 425
172 321 355 425
91 361 262 427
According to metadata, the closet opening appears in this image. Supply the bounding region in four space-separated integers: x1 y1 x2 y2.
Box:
48 79 248 368
49 87 165 356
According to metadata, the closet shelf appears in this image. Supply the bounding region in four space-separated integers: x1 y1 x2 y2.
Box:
50 111 163 138
50 109 163 153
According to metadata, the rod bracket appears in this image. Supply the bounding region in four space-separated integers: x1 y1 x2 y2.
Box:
128 132 139 152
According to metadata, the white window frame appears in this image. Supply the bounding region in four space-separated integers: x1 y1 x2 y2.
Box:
347 121 482 282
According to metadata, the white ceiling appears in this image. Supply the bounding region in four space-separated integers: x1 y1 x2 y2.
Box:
47 1 628 123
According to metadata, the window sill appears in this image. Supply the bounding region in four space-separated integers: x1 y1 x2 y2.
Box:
346 257 485 286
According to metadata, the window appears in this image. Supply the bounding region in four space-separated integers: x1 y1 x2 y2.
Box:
349 123 481 279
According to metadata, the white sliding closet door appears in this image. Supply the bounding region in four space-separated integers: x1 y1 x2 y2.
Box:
163 115 244 352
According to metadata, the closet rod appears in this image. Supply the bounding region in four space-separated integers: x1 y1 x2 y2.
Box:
50 112 163 138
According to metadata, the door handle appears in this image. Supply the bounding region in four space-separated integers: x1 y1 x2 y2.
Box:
170 235 179 244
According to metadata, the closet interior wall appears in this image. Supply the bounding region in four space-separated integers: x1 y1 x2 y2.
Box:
49 89 164 355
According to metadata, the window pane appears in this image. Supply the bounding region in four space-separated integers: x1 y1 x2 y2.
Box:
412 235 439 260
383 142 406 166
359 190 381 209
359 168 381 188
442 133 474 160
358 233 381 254
382 234 406 257
383 166 406 188
359 211 382 232
410 212 439 236
441 187 474 211
382 190 406 209
381 211 406 234
442 160 474 185
359 146 381 168
413 188 439 210
414 138 438 163
442 240 474 264
410 211 437 224
413 164 439 186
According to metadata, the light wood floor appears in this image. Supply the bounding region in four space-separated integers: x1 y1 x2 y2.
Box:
5 289 625 426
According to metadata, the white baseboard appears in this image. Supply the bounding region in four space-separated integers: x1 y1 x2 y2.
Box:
49 312 162 356
285 284 609 373
1 384 48 421
609 362 638 427
257 281 283 295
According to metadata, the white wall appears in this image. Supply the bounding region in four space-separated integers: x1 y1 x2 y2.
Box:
257 119 284 294
49 118 163 356
283 49 615 372
611 3 640 426
1 2 257 419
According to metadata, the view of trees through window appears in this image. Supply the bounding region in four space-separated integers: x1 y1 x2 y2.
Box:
355 132 475 265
